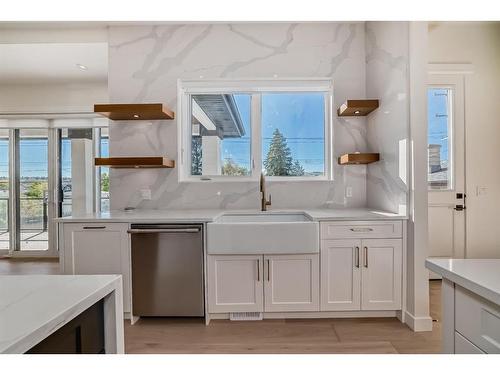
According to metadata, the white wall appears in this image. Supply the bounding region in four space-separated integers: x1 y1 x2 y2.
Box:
107 23 369 210
429 22 500 258
365 22 409 215
0 27 109 114
0 26 108 44
365 21 431 331
0 82 108 113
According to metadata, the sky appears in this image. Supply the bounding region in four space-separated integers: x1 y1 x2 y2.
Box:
0 137 109 179
221 92 326 174
427 88 450 164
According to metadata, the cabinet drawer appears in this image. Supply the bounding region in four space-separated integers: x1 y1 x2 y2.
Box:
320 221 402 239
455 285 500 354
454 331 485 354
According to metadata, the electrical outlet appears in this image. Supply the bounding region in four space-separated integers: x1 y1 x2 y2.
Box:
140 189 152 200
345 186 353 198
475 186 487 196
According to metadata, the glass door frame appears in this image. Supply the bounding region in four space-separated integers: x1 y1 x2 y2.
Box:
7 127 58 257
0 115 108 258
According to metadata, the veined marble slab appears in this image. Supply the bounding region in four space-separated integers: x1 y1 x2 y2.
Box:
0 275 124 354
54 207 407 223
426 259 500 306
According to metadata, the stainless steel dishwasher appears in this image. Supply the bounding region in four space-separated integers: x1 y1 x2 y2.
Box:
128 224 204 317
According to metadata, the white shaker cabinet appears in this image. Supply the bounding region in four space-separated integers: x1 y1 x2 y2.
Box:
360 239 402 310
207 254 319 313
320 239 361 311
207 255 264 313
320 221 403 312
264 254 319 312
60 223 131 313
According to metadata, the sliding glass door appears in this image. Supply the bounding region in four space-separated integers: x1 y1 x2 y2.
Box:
0 130 9 251
0 119 109 257
18 129 49 251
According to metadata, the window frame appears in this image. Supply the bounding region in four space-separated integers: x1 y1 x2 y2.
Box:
427 84 455 191
178 78 333 182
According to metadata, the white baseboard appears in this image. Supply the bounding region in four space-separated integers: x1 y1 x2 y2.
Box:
404 311 433 332
209 310 397 321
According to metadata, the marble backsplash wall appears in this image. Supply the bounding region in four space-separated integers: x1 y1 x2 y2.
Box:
107 23 370 210
365 22 410 215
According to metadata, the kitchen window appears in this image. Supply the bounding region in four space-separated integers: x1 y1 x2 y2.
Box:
178 79 333 181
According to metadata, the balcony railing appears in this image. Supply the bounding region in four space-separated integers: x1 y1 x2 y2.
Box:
0 197 49 232
0 196 110 231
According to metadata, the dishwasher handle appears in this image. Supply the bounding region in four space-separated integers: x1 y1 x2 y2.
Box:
127 228 200 234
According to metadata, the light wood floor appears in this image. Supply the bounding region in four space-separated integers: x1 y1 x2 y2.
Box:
0 258 442 354
0 257 59 275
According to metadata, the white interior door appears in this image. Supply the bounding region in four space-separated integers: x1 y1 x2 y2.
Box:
427 74 466 278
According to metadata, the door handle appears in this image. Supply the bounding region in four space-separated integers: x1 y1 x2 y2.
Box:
355 246 360 268
267 259 270 281
127 228 200 234
454 204 466 211
257 259 260 281
364 247 368 268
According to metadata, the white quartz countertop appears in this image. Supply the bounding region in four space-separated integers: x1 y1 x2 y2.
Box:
0 275 122 354
425 259 500 306
54 208 407 223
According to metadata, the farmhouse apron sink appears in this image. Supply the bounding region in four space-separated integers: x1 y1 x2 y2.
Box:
207 212 319 254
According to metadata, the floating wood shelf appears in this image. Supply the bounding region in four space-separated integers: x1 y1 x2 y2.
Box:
337 100 379 117
95 157 175 169
338 153 380 165
94 103 175 121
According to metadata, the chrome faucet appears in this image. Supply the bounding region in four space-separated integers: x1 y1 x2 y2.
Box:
260 173 272 211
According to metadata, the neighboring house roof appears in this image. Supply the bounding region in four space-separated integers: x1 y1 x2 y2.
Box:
192 94 245 138
428 169 448 182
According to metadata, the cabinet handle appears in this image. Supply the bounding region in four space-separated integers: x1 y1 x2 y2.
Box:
267 259 270 281
350 228 373 232
127 228 199 234
83 226 106 230
355 246 360 268
364 247 368 268
257 259 260 281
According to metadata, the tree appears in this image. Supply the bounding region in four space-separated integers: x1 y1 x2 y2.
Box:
23 181 48 226
101 172 109 192
290 160 305 176
25 181 47 198
191 137 203 175
222 159 249 176
264 129 293 176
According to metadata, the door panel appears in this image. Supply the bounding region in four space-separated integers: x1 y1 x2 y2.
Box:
63 223 130 312
264 254 319 312
428 75 466 275
0 129 9 253
321 239 361 311
207 255 263 313
428 205 455 257
18 129 49 251
361 239 402 310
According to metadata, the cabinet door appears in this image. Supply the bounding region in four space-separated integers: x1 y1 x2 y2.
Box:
207 255 263 313
264 254 319 312
62 223 130 313
321 239 361 311
361 239 402 310
455 332 485 354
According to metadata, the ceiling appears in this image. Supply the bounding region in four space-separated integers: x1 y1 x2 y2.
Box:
0 42 108 85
